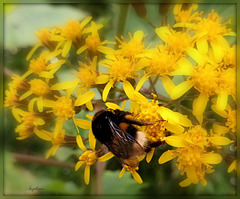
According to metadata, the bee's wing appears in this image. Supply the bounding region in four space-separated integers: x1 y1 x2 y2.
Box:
106 119 145 167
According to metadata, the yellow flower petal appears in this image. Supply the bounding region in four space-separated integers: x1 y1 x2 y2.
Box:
155 26 170 43
33 118 45 126
76 135 87 151
165 123 184 134
158 107 179 124
196 38 208 54
136 75 149 92
123 80 135 100
179 179 192 187
89 129 96 150
19 90 33 101
170 81 193 100
86 114 94 120
43 99 55 107
158 150 176 164
174 112 192 127
98 152 114 162
186 47 204 66
211 104 227 118
228 160 236 173
84 165 90 185
105 102 122 110
210 40 223 63
37 97 44 112
119 167 126 178
170 58 194 76
186 167 198 184
212 123 229 135
162 75 175 97
28 98 37 112
75 161 84 171
192 93 209 124
62 40 72 57
34 129 52 141
165 136 186 147
208 136 233 145
26 42 42 61
75 91 95 106
201 153 222 164
46 146 54 159
216 92 228 112
74 118 91 129
95 75 110 84
132 170 143 184
102 80 114 102
146 148 155 163
51 79 79 91
77 45 88 54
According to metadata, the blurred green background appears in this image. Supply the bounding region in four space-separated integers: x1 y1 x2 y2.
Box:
3 3 236 196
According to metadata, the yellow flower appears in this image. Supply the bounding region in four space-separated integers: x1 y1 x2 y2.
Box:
77 21 114 57
14 109 45 140
75 135 97 185
73 56 98 92
159 125 232 187
115 30 147 59
19 78 52 112
35 126 66 159
173 4 200 24
4 88 21 108
143 45 181 77
51 18 92 57
192 10 234 62
222 45 236 69
163 58 235 124
26 28 59 61
96 54 145 101
119 165 143 184
212 104 236 134
155 26 197 55
227 159 236 173
28 50 65 79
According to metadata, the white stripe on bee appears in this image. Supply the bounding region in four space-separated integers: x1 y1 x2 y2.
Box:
135 131 148 148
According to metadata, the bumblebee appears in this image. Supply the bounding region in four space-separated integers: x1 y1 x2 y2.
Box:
92 109 163 167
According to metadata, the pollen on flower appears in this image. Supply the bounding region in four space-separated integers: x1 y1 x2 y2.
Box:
52 96 75 120
146 46 181 76
176 147 202 169
36 28 56 49
134 97 167 143
194 10 231 41
4 88 20 107
61 20 84 41
185 125 208 148
15 112 44 139
85 33 101 55
79 150 96 165
189 64 219 96
29 57 48 75
75 61 98 90
9 74 30 91
29 79 51 96
116 31 145 58
174 4 200 23
108 56 139 82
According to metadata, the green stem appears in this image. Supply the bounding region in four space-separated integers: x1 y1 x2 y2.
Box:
116 4 130 39
64 59 79 71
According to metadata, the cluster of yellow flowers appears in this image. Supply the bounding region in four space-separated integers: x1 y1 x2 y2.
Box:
4 4 236 187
